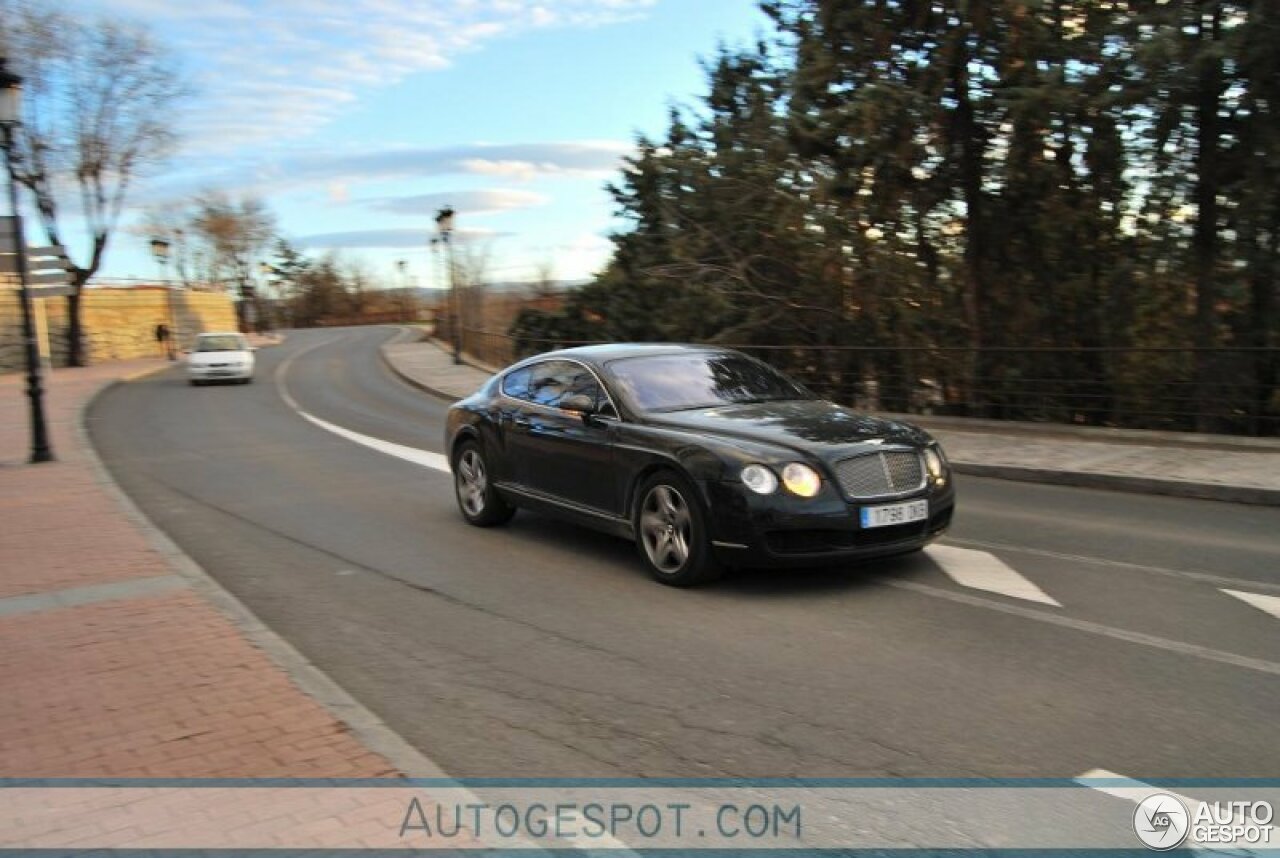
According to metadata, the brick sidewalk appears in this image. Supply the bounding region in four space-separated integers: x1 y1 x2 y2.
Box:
0 360 398 778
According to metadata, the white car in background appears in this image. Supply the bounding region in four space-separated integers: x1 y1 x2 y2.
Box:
187 332 255 385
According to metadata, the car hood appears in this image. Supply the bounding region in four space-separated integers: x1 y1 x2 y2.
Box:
188 350 252 366
646 399 931 459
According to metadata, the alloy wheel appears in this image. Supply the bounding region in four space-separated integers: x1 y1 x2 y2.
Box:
640 484 692 574
457 449 487 517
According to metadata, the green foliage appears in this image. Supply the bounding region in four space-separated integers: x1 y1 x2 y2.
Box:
515 0 1278 432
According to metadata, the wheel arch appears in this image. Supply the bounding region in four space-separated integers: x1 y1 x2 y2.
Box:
623 455 715 521
449 425 481 465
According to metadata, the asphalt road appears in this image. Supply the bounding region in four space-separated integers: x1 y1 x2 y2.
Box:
88 326 1280 779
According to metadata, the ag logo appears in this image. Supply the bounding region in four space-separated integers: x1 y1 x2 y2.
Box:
1134 793 1190 850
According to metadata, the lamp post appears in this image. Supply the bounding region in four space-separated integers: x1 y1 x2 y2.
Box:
433 205 460 364
1 57 53 463
395 258 410 321
150 236 175 359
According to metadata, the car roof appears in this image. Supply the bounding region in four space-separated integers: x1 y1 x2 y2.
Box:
517 343 737 368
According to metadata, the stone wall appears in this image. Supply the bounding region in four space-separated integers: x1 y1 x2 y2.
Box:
0 286 238 371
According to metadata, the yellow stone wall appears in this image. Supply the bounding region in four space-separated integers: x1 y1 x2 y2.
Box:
1 286 238 370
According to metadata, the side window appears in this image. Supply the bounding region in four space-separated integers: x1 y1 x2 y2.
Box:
501 366 532 400
564 367 602 408
528 361 576 408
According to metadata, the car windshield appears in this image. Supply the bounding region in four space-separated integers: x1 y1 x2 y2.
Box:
196 336 246 352
607 353 814 412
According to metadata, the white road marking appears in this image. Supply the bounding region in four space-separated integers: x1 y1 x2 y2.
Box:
297 409 450 472
926 544 1062 606
1221 589 1280 621
1075 768 1195 803
886 578 1280 676
275 334 451 473
950 536 1280 595
274 335 1280 678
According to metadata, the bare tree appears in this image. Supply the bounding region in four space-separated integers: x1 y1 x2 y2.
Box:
190 192 276 329
1 2 188 364
530 258 558 299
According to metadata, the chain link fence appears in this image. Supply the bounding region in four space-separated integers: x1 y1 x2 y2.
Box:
458 327 1279 437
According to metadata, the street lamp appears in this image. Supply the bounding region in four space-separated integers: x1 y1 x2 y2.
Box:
433 205 460 364
0 57 53 463
150 236 176 359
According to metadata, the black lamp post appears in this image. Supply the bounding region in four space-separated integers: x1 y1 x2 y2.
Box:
1 57 53 463
150 236 176 359
433 205 460 364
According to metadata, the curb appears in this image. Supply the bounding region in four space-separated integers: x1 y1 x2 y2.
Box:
380 353 464 403
886 412 1280 454
376 338 1280 507
953 462 1280 507
79 365 451 779
378 329 469 404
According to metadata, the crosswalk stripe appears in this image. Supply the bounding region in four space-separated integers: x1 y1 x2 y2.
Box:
1221 588 1280 620
925 545 1062 606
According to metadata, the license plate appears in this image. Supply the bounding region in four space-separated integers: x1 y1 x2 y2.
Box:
860 499 928 529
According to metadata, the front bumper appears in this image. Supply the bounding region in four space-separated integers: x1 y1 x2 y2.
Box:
188 364 253 382
703 478 955 568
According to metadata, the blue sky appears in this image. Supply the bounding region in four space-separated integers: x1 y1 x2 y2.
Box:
62 0 771 289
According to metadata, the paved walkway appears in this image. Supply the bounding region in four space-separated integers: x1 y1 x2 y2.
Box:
0 359 399 778
382 336 1280 506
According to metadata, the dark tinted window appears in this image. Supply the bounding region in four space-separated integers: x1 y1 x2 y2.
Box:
607 353 813 412
518 360 596 409
564 366 602 407
195 334 247 352
501 366 532 399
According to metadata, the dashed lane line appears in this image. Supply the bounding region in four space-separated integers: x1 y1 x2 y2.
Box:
1221 589 1280 621
273 338 1280 677
925 544 1062 606
949 536 1280 595
276 335 451 473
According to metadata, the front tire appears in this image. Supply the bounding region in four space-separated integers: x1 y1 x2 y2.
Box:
634 471 721 587
453 440 515 527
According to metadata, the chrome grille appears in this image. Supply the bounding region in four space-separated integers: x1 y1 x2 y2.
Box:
834 451 925 499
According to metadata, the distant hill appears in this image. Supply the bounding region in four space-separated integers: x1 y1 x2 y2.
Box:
413 279 586 300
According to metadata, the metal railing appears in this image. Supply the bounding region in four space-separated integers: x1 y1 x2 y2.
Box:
459 328 1280 437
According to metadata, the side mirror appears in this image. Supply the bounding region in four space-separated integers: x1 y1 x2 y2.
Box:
560 393 596 415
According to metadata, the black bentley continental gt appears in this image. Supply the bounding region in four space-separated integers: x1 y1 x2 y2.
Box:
445 345 955 586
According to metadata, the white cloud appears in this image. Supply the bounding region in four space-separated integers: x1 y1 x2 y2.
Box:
295 226 509 250
362 188 549 216
101 0 657 157
137 140 630 204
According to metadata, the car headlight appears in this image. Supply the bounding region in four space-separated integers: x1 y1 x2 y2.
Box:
781 463 822 498
923 444 948 486
741 464 778 495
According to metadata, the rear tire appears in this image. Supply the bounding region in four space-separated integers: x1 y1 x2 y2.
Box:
634 471 721 587
453 440 515 527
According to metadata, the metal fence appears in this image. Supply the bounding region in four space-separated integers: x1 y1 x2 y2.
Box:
459 328 1280 437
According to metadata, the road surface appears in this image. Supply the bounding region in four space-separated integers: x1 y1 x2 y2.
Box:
88 326 1280 780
